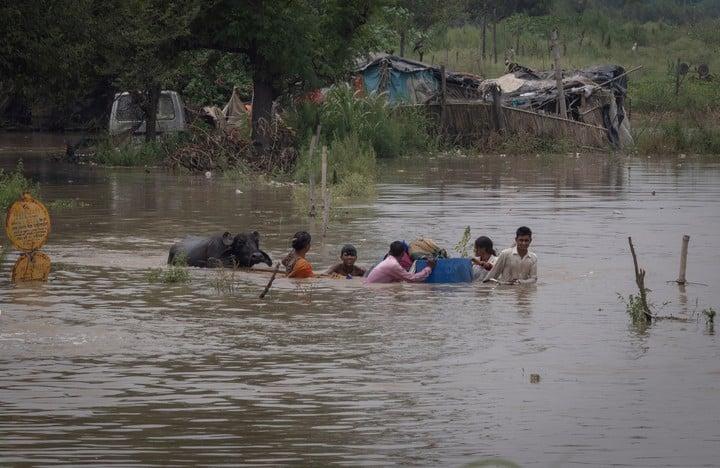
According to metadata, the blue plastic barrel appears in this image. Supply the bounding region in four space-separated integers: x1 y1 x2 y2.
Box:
415 258 473 283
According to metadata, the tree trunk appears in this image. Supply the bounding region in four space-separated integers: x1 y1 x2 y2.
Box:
399 31 405 57
144 83 161 142
251 77 276 150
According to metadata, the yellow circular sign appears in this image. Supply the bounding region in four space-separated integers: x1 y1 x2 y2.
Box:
5 193 50 252
11 251 51 282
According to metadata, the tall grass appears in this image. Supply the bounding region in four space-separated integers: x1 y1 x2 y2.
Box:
287 84 434 160
294 132 377 198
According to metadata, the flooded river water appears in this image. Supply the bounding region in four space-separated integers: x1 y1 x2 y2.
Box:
1 134 719 466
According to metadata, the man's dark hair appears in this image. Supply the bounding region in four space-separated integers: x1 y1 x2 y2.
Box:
389 241 405 258
516 226 532 237
341 244 357 257
291 231 312 251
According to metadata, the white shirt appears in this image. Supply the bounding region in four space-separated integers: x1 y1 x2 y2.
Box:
484 247 537 284
472 254 498 281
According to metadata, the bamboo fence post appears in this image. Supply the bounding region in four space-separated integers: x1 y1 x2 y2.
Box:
440 65 447 131
321 146 329 237
491 85 504 133
677 235 690 284
551 29 567 119
307 124 321 217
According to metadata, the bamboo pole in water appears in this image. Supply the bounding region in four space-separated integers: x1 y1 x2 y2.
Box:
677 235 690 284
321 146 330 237
307 124 321 217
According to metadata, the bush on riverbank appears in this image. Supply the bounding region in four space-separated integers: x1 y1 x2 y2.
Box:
287 85 434 160
631 113 720 154
0 162 38 212
92 134 185 167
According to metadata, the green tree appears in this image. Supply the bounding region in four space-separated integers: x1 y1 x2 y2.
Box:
187 1 381 149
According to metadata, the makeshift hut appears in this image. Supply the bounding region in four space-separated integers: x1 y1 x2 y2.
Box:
481 63 633 147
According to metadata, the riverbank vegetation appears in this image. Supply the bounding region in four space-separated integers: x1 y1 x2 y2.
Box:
0 162 38 212
2 0 719 190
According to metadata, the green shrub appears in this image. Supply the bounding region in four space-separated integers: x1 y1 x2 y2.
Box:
286 84 433 160
0 161 39 212
93 134 187 167
294 132 377 198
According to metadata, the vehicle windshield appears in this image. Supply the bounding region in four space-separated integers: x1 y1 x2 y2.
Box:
115 94 176 121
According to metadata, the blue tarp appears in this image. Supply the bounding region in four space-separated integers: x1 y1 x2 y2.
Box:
361 64 437 104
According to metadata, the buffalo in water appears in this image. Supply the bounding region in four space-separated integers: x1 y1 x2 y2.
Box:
168 231 272 268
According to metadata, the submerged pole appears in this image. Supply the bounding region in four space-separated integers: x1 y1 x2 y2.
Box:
307 124 320 217
677 235 690 284
321 146 330 237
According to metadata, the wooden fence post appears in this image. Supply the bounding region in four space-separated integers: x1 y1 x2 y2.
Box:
440 65 447 132
491 85 504 133
551 29 567 119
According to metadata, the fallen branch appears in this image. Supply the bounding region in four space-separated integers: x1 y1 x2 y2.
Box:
628 236 653 323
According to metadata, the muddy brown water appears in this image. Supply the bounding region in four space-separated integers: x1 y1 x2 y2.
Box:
1 133 719 466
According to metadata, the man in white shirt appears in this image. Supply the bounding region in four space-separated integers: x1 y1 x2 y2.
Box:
483 226 537 284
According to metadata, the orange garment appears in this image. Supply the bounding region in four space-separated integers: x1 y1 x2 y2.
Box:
288 257 314 278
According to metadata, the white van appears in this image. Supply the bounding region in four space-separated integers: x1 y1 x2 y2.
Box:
109 91 187 135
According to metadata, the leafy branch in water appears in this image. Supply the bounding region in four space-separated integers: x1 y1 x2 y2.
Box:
146 253 190 284
453 226 472 258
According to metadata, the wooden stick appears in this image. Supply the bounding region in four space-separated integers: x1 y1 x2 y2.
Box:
677 235 690 285
321 146 330 237
440 65 447 130
551 29 567 119
595 65 643 88
628 236 652 322
308 124 321 217
259 262 281 299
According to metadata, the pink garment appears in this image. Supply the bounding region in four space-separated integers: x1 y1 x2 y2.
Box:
365 256 432 284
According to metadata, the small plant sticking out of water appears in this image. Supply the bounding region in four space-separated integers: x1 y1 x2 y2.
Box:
146 253 190 284
47 199 90 210
0 244 6 269
453 226 472 258
210 263 239 294
619 293 652 326
703 307 716 322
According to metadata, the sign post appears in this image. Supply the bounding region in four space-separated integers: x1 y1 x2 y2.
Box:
4 193 52 282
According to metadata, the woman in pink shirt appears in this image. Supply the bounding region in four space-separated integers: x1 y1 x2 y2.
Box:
365 241 436 284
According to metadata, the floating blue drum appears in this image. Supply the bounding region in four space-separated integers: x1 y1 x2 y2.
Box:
415 258 473 283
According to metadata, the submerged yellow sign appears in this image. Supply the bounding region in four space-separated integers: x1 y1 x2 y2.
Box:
4 193 51 282
5 193 50 251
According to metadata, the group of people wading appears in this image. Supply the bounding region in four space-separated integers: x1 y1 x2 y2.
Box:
280 226 538 285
